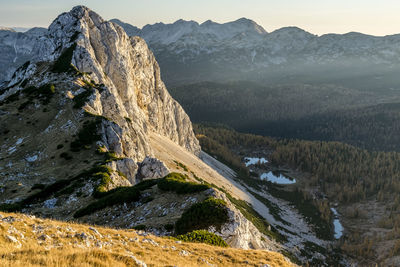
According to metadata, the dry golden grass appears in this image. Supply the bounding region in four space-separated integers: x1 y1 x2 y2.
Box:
0 211 296 267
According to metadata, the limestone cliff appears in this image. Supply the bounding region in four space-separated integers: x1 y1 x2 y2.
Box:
49 6 200 159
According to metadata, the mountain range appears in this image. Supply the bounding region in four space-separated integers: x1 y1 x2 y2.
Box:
2 17 400 86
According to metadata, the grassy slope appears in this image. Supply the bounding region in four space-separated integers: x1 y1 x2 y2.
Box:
0 212 296 267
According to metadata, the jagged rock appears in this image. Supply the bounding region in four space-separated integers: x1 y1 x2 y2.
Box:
2 216 16 223
137 156 169 181
179 250 190 256
110 158 138 184
75 232 88 240
89 227 102 237
141 238 159 246
38 234 51 241
129 255 147 267
6 235 18 243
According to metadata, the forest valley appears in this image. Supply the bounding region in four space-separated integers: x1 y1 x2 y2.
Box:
194 124 400 266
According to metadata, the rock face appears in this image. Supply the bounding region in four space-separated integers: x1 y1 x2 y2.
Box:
12 5 200 166
59 6 199 158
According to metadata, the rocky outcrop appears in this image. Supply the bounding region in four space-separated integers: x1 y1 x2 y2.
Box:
209 190 279 250
137 156 169 181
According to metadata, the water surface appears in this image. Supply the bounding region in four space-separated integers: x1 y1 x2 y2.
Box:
260 171 296 184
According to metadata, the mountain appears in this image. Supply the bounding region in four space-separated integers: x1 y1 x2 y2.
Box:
0 5 314 265
0 26 49 83
111 19 400 86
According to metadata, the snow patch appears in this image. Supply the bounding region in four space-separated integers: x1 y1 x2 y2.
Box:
43 198 58 209
244 157 268 167
15 138 24 145
25 154 38 162
7 146 17 154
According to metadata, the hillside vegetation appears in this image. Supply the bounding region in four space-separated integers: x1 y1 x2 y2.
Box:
195 124 400 264
170 81 400 152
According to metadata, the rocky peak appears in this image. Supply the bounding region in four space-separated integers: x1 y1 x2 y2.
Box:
47 5 199 158
1 5 200 185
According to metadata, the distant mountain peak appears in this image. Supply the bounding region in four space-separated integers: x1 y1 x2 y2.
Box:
0 26 15 32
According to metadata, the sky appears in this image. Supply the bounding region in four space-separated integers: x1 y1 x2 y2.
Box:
0 0 399 36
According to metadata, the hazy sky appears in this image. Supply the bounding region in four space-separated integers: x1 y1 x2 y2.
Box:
0 0 399 36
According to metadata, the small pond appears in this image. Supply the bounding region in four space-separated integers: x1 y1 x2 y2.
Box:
260 171 296 184
331 207 344 239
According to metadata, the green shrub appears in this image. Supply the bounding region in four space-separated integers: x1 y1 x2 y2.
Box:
74 179 160 218
176 230 228 247
74 186 141 218
0 203 23 212
104 152 123 162
93 172 112 197
18 101 31 111
52 43 77 73
73 88 94 109
175 197 229 235
174 160 189 172
134 179 160 191
158 173 210 194
39 84 55 95
60 152 73 160
3 91 20 104
22 86 37 95
23 179 72 205
164 224 174 231
70 120 101 152
133 225 146 231
31 184 45 190
55 179 85 197
20 83 56 106
70 31 80 42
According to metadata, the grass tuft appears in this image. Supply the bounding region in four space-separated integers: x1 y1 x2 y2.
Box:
158 173 210 194
177 230 228 247
175 197 229 235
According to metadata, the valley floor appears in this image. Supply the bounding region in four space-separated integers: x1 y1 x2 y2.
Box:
0 211 296 267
